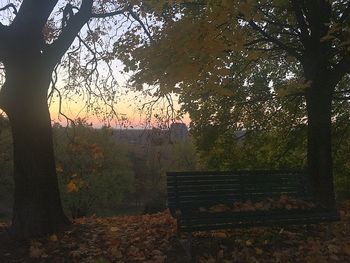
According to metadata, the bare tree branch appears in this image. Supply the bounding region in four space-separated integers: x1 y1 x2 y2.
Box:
244 37 269 47
330 55 350 87
333 88 350 94
248 20 302 60
338 1 350 23
11 0 58 35
91 8 127 18
47 0 128 67
128 7 153 42
290 0 310 47
76 33 98 77
46 0 94 66
62 3 75 30
333 96 350 101
0 3 18 14
55 86 76 127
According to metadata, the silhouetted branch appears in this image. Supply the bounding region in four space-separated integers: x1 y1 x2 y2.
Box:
128 6 153 42
334 88 350 94
48 65 59 102
0 3 17 14
333 96 350 101
11 0 57 34
47 0 129 68
91 8 127 18
47 0 94 66
248 20 302 60
76 33 98 77
62 3 75 30
329 55 350 87
339 2 350 23
55 86 76 127
290 0 310 47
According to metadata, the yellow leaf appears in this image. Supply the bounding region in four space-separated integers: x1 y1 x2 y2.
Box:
245 240 252 246
49 234 58 242
110 226 119 232
56 165 63 173
212 231 228 239
255 248 263 255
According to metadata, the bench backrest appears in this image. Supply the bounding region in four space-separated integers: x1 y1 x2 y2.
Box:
167 170 311 213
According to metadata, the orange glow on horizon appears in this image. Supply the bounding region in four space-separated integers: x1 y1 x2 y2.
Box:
49 100 191 129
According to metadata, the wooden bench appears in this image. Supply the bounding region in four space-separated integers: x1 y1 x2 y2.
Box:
167 170 340 236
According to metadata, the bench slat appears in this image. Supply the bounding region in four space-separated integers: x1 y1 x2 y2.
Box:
166 170 338 234
168 185 303 193
179 214 339 232
167 182 303 188
167 170 303 176
167 175 304 183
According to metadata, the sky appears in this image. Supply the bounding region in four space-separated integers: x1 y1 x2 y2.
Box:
48 90 190 129
47 63 190 129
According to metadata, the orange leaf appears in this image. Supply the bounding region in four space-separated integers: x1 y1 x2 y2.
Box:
29 242 44 258
67 180 78 193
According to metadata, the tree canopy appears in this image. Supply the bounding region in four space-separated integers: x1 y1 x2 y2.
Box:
116 0 350 207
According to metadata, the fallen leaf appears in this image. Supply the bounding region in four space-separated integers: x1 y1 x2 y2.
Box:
328 244 340 254
342 244 350 256
110 226 119 232
29 246 44 258
212 231 228 239
255 248 263 255
49 234 58 242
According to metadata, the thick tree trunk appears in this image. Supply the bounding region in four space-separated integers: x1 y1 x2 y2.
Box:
0 66 70 238
306 80 335 208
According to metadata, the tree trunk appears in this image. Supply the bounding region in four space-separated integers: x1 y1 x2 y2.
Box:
306 80 335 208
0 66 70 238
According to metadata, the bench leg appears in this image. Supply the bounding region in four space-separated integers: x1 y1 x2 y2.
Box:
325 224 334 240
178 232 193 260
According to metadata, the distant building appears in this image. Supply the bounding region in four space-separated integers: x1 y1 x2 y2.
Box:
111 123 189 146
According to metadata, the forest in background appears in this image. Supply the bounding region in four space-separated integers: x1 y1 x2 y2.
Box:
0 115 197 220
1 109 350 222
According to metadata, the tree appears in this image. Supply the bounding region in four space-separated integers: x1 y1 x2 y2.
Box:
0 0 144 238
177 56 308 170
116 0 350 208
0 114 13 220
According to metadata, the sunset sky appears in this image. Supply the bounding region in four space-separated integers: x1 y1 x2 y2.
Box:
48 85 190 129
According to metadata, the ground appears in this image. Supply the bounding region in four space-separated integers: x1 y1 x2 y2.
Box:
1 203 350 263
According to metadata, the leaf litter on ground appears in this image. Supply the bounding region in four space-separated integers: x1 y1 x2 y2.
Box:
0 202 349 262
